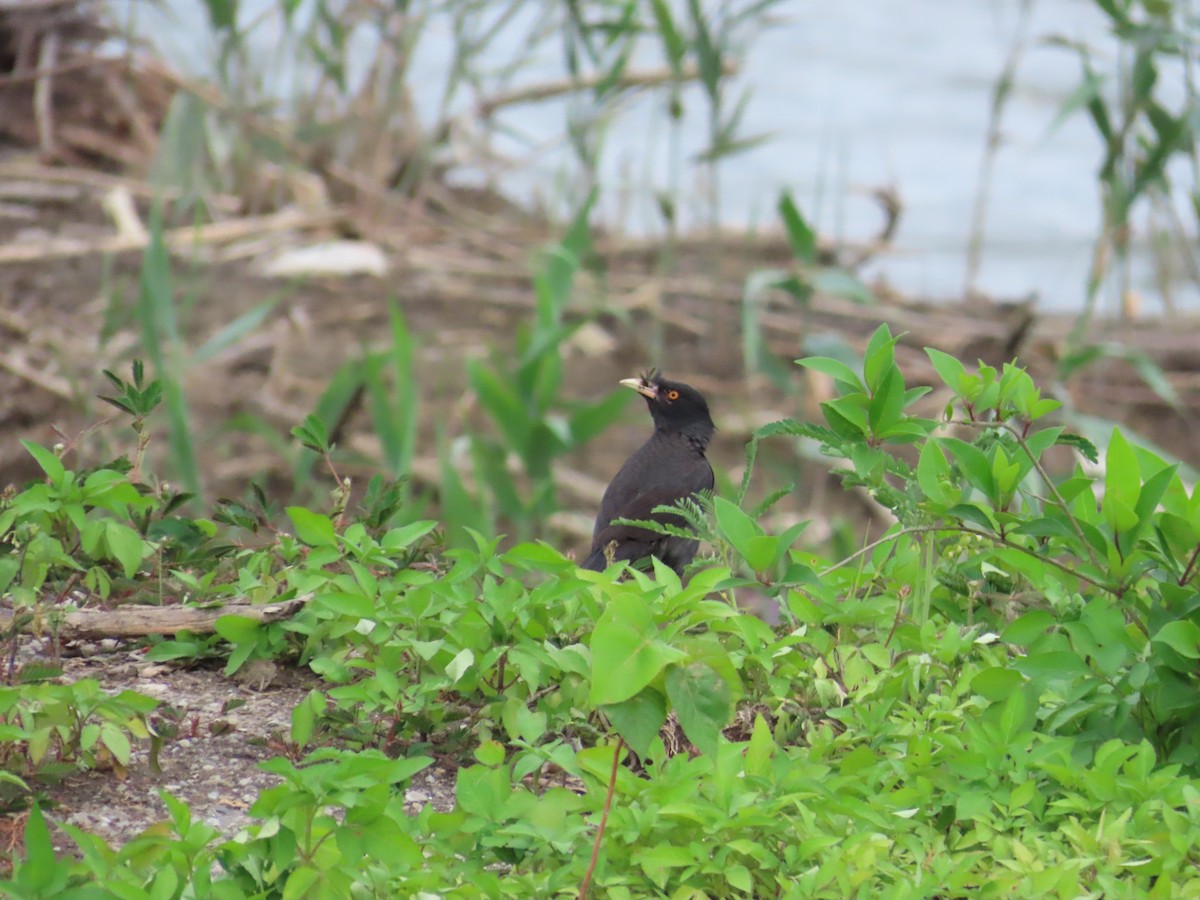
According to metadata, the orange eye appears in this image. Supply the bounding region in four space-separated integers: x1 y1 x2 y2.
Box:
667 390 680 401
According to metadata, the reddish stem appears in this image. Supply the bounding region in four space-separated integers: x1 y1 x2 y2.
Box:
578 736 623 900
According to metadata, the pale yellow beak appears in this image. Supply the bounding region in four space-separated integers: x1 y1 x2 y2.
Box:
620 377 657 400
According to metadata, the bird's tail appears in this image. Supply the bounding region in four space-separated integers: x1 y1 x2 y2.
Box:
580 548 608 571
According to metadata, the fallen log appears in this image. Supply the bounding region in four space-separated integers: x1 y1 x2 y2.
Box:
0 596 310 641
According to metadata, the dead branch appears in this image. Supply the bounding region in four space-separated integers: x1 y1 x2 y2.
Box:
1 596 311 641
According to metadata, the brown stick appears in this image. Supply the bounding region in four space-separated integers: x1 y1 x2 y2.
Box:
1 597 310 641
578 736 623 900
34 28 60 158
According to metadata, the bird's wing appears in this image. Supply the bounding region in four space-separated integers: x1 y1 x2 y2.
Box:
590 483 705 553
583 486 705 571
596 450 712 530
609 487 696 529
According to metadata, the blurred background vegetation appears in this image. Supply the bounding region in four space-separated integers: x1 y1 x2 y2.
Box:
1 0 1198 558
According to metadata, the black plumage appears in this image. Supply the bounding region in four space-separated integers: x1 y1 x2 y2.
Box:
582 370 715 574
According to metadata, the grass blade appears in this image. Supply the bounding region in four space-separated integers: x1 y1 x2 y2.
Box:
137 207 200 495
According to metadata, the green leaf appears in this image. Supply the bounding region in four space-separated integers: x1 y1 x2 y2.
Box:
796 356 865 392
1014 651 1089 684
1066 601 1135 676
772 520 811 570
744 714 775 778
1001 610 1056 646
287 507 337 547
193 296 281 364
809 268 874 304
382 520 437 551
19 804 56 891
822 396 869 439
862 324 898 391
917 440 951 505
1055 432 1099 464
948 503 998 531
1105 427 1141 511
282 866 321 900
971 667 1024 701
713 497 761 561
501 541 573 570
777 190 816 264
446 649 475 683
925 348 966 392
470 741 503 768
726 865 753 892
1152 621 1200 659
294 409 331 453
291 690 323 747
21 440 66 486
665 663 731 757
743 535 779 574
468 361 529 454
1130 464 1178 545
590 594 687 705
991 446 1021 497
103 521 145 578
1103 494 1138 535
569 389 630 445
213 615 262 644
942 438 996 499
649 0 685 67
868 366 906 434
603 690 667 758
99 722 131 765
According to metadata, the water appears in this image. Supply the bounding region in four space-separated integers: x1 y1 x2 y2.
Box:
112 0 1196 314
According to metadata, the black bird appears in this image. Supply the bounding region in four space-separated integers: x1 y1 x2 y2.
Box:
582 370 715 574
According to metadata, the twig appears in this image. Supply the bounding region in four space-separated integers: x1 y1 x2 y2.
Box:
578 736 623 900
835 186 904 268
475 60 738 119
960 526 1111 592
57 122 149 168
1179 543 1200 587
34 27 60 157
818 523 1112 593
819 526 929 578
102 67 160 155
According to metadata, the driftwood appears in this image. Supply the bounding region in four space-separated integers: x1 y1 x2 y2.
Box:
0 597 310 641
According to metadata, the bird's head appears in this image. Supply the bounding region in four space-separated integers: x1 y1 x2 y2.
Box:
620 369 714 442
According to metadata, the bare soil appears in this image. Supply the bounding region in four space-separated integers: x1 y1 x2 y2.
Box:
28 646 457 855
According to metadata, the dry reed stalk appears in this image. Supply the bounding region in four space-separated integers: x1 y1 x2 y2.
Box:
0 160 241 210
0 207 339 265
